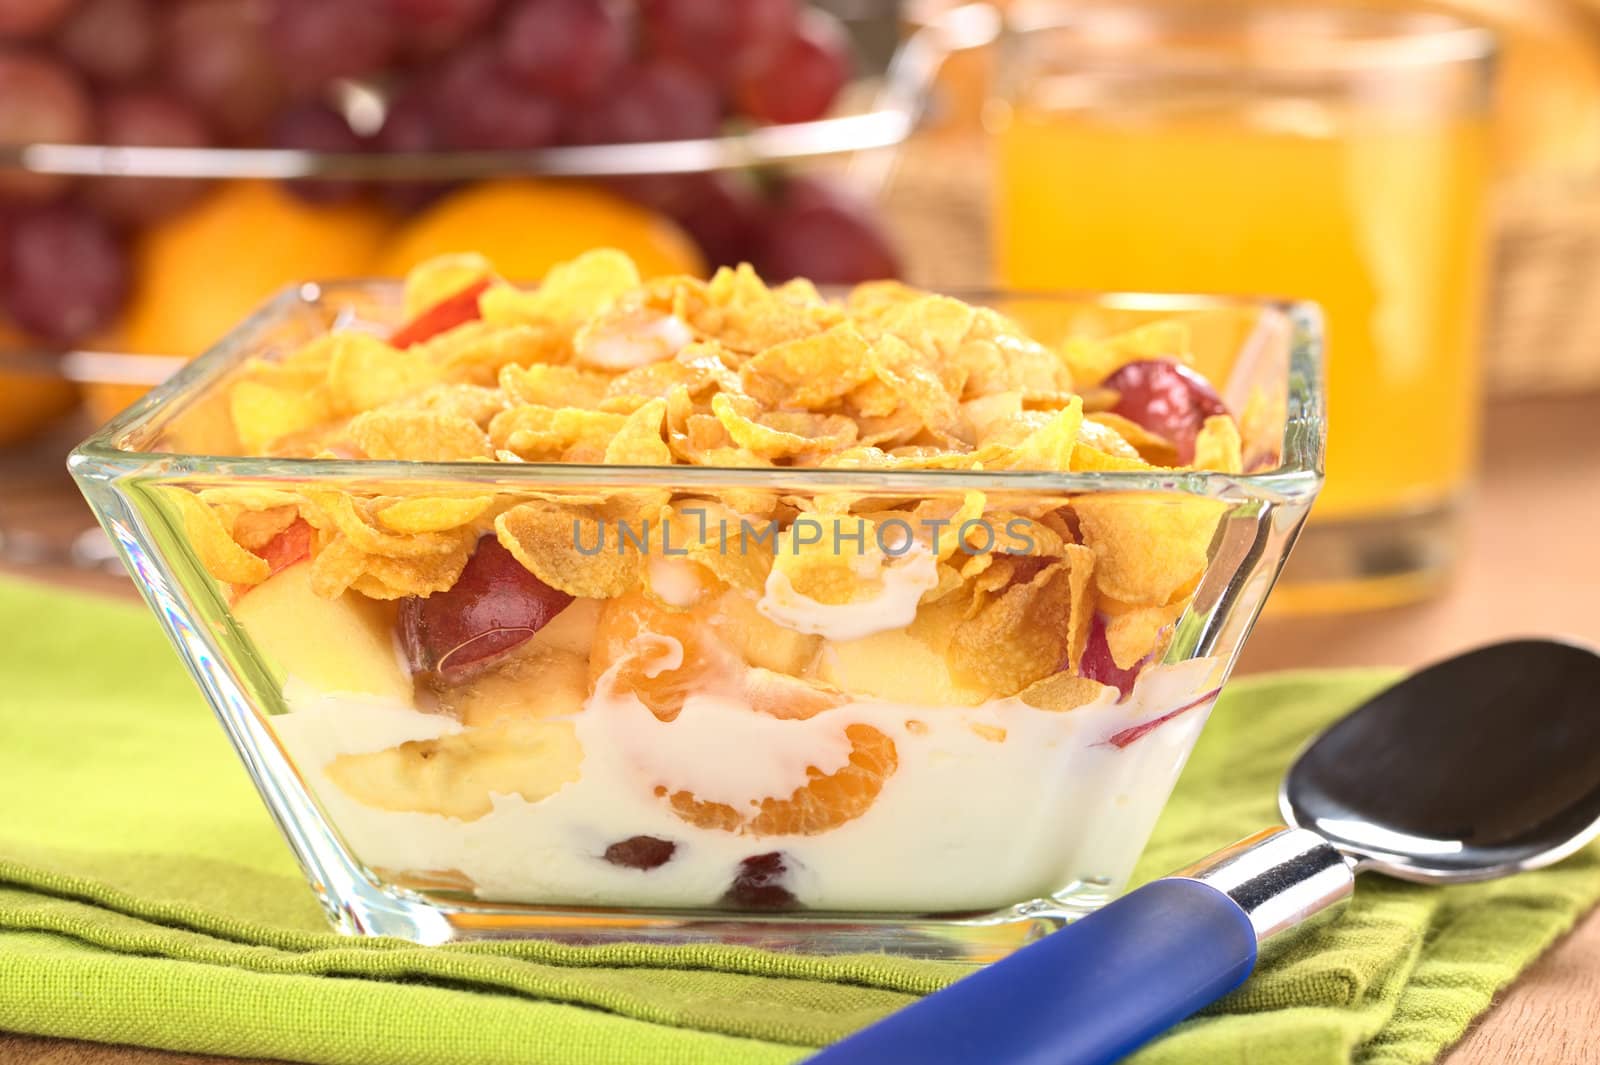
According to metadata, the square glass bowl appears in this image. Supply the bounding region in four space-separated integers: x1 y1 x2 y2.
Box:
69 282 1323 960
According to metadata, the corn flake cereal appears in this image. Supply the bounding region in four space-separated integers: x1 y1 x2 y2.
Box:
496 500 642 598
377 495 495 534
948 560 1079 696
162 487 269 585
1074 494 1223 606
349 410 492 462
203 247 1251 720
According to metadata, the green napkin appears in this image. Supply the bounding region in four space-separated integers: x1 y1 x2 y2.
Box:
0 574 1594 1065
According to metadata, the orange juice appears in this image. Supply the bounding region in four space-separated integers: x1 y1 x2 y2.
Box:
995 106 1490 521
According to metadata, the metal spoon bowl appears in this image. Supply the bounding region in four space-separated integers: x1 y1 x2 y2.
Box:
1283 638 1600 883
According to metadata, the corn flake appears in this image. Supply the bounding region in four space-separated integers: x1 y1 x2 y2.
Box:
1191 415 1243 474
990 396 1084 471
230 380 332 453
496 500 642 598
1088 412 1178 466
1073 493 1222 605
481 249 640 332
604 397 672 467
739 326 874 409
499 363 611 409
1104 598 1187 670
947 560 1079 696
162 487 269 585
710 393 857 460
349 410 492 462
1018 673 1114 713
231 505 300 551
489 405 627 462
377 495 494 534
401 251 495 318
326 332 438 413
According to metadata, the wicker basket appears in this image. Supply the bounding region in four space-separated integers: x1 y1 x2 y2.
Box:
1486 180 1600 394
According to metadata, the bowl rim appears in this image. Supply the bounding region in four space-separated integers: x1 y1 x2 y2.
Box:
69 280 1326 506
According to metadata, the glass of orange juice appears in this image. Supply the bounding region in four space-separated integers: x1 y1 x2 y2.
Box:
990 2 1495 611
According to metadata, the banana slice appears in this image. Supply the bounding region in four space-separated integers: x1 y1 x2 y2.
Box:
326 719 581 821
434 644 589 727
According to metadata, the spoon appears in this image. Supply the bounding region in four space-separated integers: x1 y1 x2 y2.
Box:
809 639 1600 1065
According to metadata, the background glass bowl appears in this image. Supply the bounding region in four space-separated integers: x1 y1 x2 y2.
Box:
69 281 1323 959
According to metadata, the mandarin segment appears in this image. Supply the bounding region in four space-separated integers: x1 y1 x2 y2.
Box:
588 588 739 721
659 723 898 837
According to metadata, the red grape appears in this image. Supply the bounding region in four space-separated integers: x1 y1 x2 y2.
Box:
640 0 796 88
735 8 851 126
1107 691 1215 749
603 835 676 870
0 52 93 200
500 0 630 103
565 58 719 144
752 175 899 285
269 102 368 203
1077 615 1142 700
54 0 154 83
377 86 440 153
2 204 129 345
269 0 395 95
84 90 213 223
398 535 575 680
163 0 283 141
374 85 452 211
621 171 762 270
1101 359 1229 463
721 852 798 910
433 43 562 150
0 0 74 39
732 0 797 67
386 0 497 59
670 172 765 268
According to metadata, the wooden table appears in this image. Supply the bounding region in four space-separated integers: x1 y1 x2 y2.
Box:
2 393 1597 1065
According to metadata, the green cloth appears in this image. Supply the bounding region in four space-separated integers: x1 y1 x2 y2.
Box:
0 574 1594 1065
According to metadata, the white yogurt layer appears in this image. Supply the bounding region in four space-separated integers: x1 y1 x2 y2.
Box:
271 656 1222 913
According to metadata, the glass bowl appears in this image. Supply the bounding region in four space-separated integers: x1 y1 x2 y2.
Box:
68 280 1323 959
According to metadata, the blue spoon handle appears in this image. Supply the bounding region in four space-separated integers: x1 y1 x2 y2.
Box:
808 828 1355 1065
810 878 1257 1065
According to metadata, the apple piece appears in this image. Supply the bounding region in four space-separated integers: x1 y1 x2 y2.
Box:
708 589 821 675
230 516 314 601
258 516 313 575
325 719 582 820
234 561 412 704
433 643 589 727
388 276 489 348
816 628 991 707
525 595 600 657
399 535 574 680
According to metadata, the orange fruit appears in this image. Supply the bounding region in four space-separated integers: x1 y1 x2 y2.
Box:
85 181 391 420
589 587 734 721
658 723 898 836
0 320 78 446
376 179 704 283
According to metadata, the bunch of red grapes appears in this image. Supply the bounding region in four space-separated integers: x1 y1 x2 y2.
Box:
0 0 898 348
